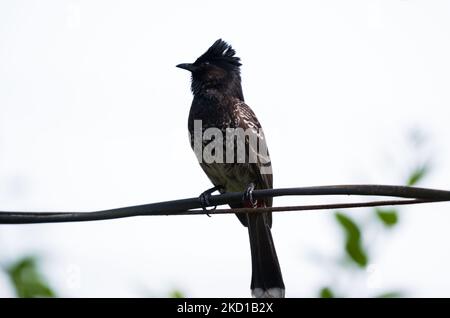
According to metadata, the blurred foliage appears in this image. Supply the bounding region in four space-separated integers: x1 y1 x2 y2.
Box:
319 132 431 298
376 291 403 298
168 289 185 298
407 165 428 186
335 213 368 267
319 287 335 298
375 208 399 227
6 256 56 298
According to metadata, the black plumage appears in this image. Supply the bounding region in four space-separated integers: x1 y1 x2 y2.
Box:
177 39 285 298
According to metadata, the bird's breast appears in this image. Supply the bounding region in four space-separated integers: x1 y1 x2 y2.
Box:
200 162 255 193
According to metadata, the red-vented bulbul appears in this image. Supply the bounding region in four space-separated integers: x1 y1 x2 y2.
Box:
177 39 285 298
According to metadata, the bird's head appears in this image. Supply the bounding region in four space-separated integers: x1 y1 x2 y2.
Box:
177 39 243 99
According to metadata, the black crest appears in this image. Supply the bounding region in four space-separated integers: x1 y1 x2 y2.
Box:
195 39 242 68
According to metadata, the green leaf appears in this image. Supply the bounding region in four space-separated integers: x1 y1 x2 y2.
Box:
376 291 403 298
407 165 428 186
7 256 55 298
335 213 361 240
345 240 368 267
168 289 185 298
375 208 399 227
319 287 334 298
335 212 368 267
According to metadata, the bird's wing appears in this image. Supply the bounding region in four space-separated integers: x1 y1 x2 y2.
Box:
234 101 273 194
232 101 273 227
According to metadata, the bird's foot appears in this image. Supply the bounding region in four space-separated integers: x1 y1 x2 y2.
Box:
243 183 257 208
199 185 223 217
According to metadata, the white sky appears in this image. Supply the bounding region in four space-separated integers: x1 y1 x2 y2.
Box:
0 0 450 297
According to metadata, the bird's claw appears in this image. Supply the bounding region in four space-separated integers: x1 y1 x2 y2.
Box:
243 183 257 208
199 185 223 216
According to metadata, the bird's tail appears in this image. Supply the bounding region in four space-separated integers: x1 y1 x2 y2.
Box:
247 210 285 298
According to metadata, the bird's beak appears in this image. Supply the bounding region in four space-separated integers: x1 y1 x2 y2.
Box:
176 63 197 72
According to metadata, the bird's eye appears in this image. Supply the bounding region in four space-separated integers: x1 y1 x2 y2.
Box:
204 61 210 65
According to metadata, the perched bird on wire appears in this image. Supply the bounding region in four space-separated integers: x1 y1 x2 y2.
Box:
177 39 285 298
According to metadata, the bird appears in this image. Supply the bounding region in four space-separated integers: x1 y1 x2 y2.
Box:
177 39 285 298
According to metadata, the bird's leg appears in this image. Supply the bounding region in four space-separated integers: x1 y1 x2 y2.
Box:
243 183 257 208
199 185 224 217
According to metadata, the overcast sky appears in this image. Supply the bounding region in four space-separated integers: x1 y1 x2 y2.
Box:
1 0 450 297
